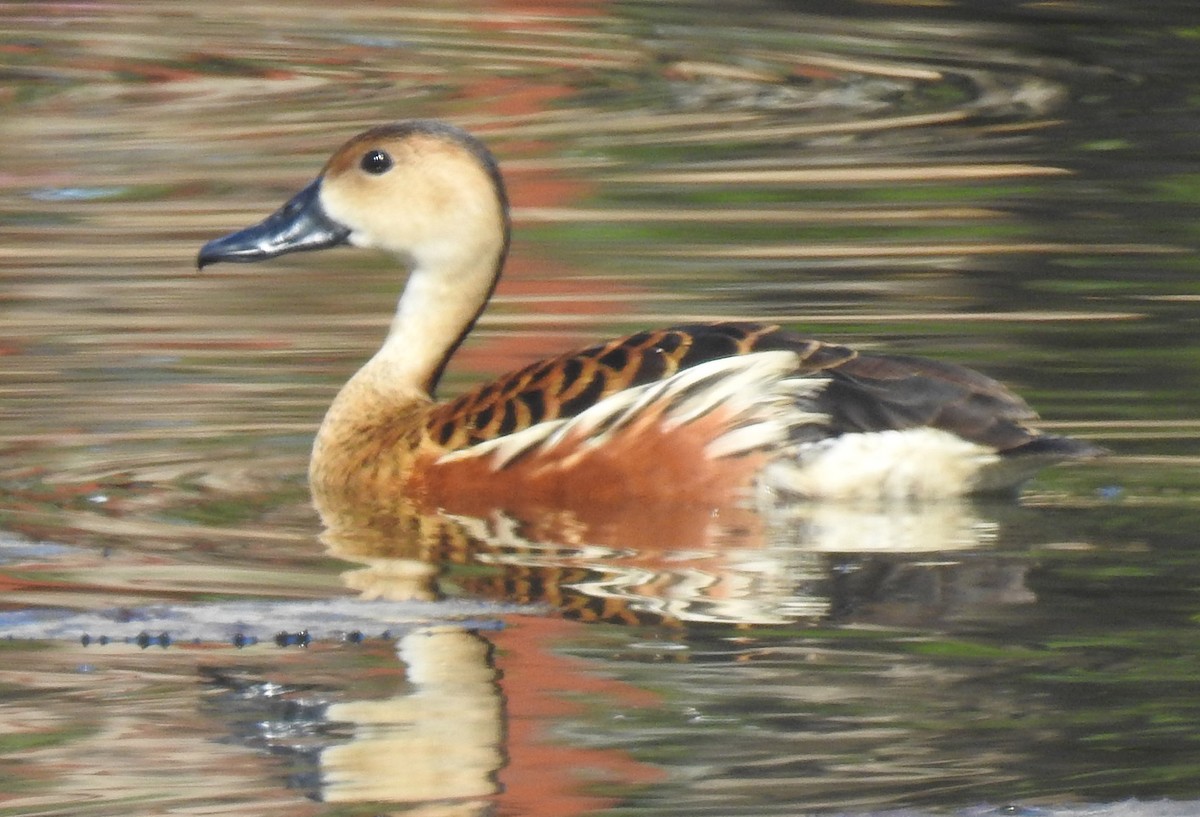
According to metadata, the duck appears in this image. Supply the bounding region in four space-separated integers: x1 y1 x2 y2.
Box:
198 120 1104 512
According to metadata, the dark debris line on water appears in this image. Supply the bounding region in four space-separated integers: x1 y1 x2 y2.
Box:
0 597 528 649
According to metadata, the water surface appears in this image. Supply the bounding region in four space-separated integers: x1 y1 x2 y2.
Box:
2 1 1200 815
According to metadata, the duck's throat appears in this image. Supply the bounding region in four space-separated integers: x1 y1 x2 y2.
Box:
372 257 494 396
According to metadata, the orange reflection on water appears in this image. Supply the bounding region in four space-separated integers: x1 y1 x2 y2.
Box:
492 615 666 816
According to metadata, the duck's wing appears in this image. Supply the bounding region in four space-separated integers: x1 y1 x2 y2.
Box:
425 321 848 450
812 346 1103 458
809 349 1038 451
426 319 1078 454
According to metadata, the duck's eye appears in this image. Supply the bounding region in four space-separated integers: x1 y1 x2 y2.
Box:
360 149 393 175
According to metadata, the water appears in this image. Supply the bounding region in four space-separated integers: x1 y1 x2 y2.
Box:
2 0 1200 814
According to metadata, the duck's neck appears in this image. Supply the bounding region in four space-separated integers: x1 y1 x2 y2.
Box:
374 256 500 398
311 246 503 494
337 222 509 414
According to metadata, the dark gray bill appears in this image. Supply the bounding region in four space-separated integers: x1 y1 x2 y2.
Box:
197 179 350 269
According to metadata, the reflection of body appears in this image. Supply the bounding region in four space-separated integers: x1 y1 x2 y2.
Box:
199 121 1104 524
322 493 1024 628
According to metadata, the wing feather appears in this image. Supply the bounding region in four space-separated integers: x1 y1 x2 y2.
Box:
426 320 1082 457
427 322 795 450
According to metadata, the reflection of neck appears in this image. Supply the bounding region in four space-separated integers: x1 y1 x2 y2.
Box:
321 627 501 803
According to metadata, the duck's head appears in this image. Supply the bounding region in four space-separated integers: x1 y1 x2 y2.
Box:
197 121 510 273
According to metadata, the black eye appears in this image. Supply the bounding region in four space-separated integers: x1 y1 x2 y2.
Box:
360 149 392 175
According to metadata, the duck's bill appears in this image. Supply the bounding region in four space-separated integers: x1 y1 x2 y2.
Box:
197 179 350 269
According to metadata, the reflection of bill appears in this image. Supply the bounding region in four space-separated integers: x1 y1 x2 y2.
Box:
321 627 502 806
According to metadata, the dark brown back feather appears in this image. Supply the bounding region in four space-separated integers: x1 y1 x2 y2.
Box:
428 322 781 449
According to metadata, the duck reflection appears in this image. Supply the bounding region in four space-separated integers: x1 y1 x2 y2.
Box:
311 494 1040 808
319 490 1026 628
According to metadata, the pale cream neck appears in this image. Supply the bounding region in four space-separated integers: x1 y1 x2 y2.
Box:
326 224 507 429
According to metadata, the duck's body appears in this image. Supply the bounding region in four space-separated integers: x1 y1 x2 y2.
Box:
199 121 1102 511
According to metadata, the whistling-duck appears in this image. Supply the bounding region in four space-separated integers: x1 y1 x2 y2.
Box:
198 120 1103 508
